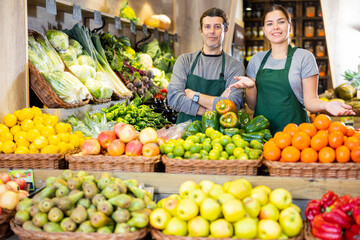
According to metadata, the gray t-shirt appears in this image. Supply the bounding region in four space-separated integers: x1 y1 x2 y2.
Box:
167 51 245 116
247 48 319 105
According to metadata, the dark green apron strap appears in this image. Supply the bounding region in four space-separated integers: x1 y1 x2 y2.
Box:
220 52 225 80
258 50 272 72
190 51 202 75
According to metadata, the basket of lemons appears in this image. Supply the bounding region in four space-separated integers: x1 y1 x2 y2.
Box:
0 107 84 169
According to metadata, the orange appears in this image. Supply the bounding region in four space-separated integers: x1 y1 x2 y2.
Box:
316 130 329 138
310 134 328 151
318 147 336 163
328 121 347 135
298 123 317 138
281 146 300 162
352 131 360 139
300 148 318 163
274 132 292 149
313 114 331 130
292 132 310 150
345 126 355 137
335 146 350 163
350 146 360 163
328 131 344 149
283 123 299 137
263 141 281 161
344 137 360 151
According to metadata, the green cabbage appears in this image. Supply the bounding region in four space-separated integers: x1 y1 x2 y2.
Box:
36 38 64 72
69 39 83 56
69 64 96 83
60 46 78 67
46 29 69 52
77 55 97 69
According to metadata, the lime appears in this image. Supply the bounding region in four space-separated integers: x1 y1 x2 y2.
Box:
163 143 175 154
202 155 209 160
167 139 177 145
233 147 245 158
220 151 229 159
219 157 227 160
231 134 242 142
174 156 183 160
225 143 236 155
183 139 194 151
190 153 202 159
202 138 212 144
196 133 206 143
212 143 223 152
187 135 200 143
167 152 175 159
200 149 209 157
250 140 264 150
211 138 222 146
234 138 250 148
202 143 212 153
209 149 220 160
229 155 236 160
238 153 249 160
190 143 202 154
173 145 185 157
219 135 232 146
175 139 185 146
205 127 215 137
248 150 260 160
184 151 192 159
244 146 252 154
160 143 166 154
210 130 222 140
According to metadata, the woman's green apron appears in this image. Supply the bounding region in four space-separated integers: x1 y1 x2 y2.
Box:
176 51 226 124
254 45 309 135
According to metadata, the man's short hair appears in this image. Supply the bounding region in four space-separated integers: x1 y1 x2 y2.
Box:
200 8 229 31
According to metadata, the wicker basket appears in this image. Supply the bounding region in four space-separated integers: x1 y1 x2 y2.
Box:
264 160 360 179
10 220 148 240
0 210 16 240
304 220 318 240
66 154 161 172
151 228 304 240
28 29 91 108
161 155 263 175
0 153 67 169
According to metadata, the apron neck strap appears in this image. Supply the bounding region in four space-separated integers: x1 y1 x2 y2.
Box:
190 51 202 75
190 51 226 80
259 45 297 71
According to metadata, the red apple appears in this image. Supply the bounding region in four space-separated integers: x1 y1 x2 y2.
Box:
82 139 101 155
113 122 126 138
107 139 125 156
6 181 20 192
125 140 143 156
118 124 137 143
12 178 26 190
139 127 158 145
97 130 116 149
142 143 160 157
0 173 11 184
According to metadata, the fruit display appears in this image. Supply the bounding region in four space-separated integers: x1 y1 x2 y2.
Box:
0 172 29 212
319 83 360 111
81 123 161 157
264 114 360 163
13 170 155 233
0 107 85 154
150 179 302 239
305 191 360 240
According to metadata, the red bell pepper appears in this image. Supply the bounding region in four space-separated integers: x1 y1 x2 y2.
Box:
160 88 168 94
353 206 360 225
306 199 322 221
321 191 339 208
344 224 360 240
312 215 343 240
215 99 237 115
323 208 352 230
154 93 165 100
341 196 360 213
333 195 352 209
312 228 343 240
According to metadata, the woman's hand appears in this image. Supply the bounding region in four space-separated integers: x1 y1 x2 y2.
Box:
325 101 356 116
228 76 255 89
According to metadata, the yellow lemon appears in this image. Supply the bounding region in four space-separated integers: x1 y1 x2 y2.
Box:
0 179 3 184
18 108 34 121
2 141 16 153
13 110 21 120
69 134 80 148
32 106 42 118
41 125 55 137
34 123 45 132
55 122 69 134
41 145 59 154
48 135 61 145
21 119 35 132
29 148 40 154
26 129 41 142
0 141 3 153
0 132 13 142
58 133 70 143
58 142 69 153
15 146 30 154
3 114 18 128
44 115 58 127
15 138 30 148
67 143 75 151
74 130 85 139
85 136 93 140
29 143 38 151
79 138 85 147
0 124 9 135
33 136 48 150
65 123 72 133
33 116 44 125
14 131 27 142
10 125 21 136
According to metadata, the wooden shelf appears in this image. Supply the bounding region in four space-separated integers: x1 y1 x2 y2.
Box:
316 56 328 60
245 38 264 41
243 18 262 22
303 36 326 40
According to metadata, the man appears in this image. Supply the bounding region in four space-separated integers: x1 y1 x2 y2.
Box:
167 8 245 124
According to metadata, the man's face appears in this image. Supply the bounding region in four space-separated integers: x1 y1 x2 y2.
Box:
201 16 227 50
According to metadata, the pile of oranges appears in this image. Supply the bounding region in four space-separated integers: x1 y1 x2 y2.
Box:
264 114 360 163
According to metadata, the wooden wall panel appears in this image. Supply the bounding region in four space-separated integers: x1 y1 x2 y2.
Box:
0 0 28 119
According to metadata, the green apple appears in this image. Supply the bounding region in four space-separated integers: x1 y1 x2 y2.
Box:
227 179 252 200
269 188 292 210
176 198 199 221
163 216 187 236
251 188 269 206
189 189 207 205
199 180 215 194
163 198 179 216
208 184 224 199
237 152 249 160
209 219 233 238
150 208 172 230
242 196 261 218
279 211 302 237
258 219 282 239
234 217 258 239
200 198 221 221
222 199 246 222
179 180 199 198
216 192 235 205
188 216 209 237
259 203 280 221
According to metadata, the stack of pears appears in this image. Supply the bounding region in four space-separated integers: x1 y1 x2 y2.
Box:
14 170 156 234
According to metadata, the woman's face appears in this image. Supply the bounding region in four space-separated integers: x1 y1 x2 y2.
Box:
263 10 291 44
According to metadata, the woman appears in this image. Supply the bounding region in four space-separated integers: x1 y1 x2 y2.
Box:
226 4 354 134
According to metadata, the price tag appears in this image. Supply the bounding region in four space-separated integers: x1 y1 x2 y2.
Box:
73 4 82 21
46 0 57 15
142 24 148 35
9 169 35 191
154 28 159 39
174 34 178 42
94 10 102 25
164 31 169 41
130 21 137 35
115 16 122 30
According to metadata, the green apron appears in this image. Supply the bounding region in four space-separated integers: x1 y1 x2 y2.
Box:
176 51 226 124
254 45 309 135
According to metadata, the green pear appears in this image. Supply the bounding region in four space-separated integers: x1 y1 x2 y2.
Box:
112 208 130 223
43 222 63 232
114 223 130 234
77 220 96 233
62 170 74 181
32 186 56 205
77 198 91 209
108 194 132 208
102 184 120 199
16 198 33 211
92 194 106 207
70 205 88 224
124 179 138 188
29 205 39 217
97 226 113 234
129 186 144 199
97 177 112 190
38 198 54 213
76 170 89 178
60 217 77 232
46 177 56 187
32 212 48 227
48 207 64 223
127 213 149 228
90 211 114 228
56 185 70 198
97 200 114 216
67 177 83 190
128 198 145 212
14 209 31 225
83 181 99 200
22 221 43 232
113 178 127 194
